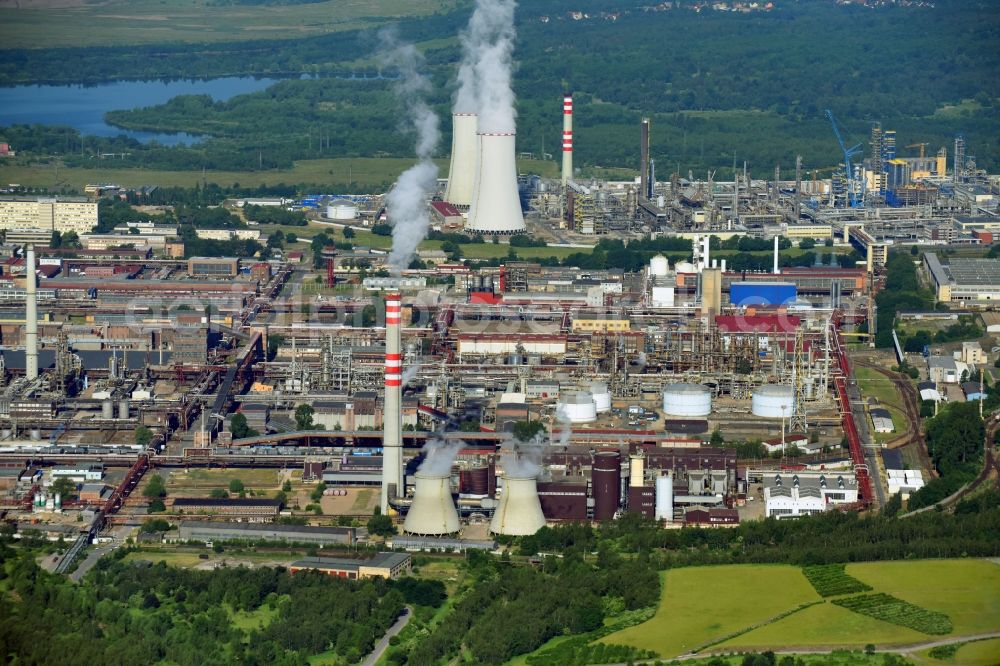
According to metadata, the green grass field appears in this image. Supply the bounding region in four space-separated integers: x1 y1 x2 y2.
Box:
165 468 285 496
0 0 447 49
603 560 1000 659
603 564 819 658
914 637 1000 666
854 366 911 442
0 156 558 192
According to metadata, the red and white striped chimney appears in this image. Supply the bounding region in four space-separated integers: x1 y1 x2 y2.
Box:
381 293 403 512
561 93 573 186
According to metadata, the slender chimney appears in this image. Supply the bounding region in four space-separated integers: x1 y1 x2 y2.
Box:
381 293 403 512
25 244 38 380
561 93 573 186
773 236 780 275
640 118 650 201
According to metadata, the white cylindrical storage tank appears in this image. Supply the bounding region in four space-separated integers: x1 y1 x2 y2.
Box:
590 382 612 413
118 399 130 420
490 475 546 536
556 391 597 423
465 132 527 235
29 428 40 441
674 260 696 274
325 199 358 221
662 383 712 417
403 472 460 535
752 385 795 418
655 471 674 521
102 399 114 419
444 112 478 207
54 493 61 510
649 254 669 277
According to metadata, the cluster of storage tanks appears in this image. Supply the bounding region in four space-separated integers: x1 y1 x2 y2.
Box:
661 382 796 419
554 382 612 424
33 491 61 513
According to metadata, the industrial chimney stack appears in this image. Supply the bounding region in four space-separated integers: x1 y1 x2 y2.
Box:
444 113 478 207
25 244 38 380
640 118 651 201
465 132 526 235
561 93 573 186
381 293 404 512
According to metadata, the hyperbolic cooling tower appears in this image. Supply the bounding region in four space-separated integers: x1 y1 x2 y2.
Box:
444 113 478 207
489 475 546 536
465 132 526 235
403 472 460 535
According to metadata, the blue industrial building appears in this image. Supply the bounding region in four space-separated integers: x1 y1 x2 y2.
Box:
730 282 797 306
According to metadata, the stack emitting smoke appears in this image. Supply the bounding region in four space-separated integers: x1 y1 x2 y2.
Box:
381 293 404 512
25 244 38 380
452 0 525 236
403 439 462 535
380 34 440 274
561 93 573 185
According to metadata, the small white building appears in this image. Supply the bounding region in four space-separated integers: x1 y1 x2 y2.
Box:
870 408 895 434
763 472 858 518
886 469 924 499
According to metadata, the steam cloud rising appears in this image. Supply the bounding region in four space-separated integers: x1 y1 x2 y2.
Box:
417 438 464 476
499 432 544 478
380 33 440 273
454 0 518 133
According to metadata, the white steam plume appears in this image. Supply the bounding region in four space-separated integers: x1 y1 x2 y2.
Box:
499 432 543 478
417 438 464 476
402 363 421 387
554 404 572 447
454 0 517 133
379 33 440 273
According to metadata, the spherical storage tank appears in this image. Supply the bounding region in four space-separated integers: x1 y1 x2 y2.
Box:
751 384 795 418
649 254 669 277
326 199 358 221
590 382 612 413
556 391 597 423
662 383 712 417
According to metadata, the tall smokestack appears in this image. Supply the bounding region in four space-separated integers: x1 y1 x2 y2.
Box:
25 244 38 380
773 236 780 275
444 113 478 207
561 93 573 186
640 118 650 201
381 293 404 512
466 132 526 235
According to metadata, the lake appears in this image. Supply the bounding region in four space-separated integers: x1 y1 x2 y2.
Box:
0 76 279 146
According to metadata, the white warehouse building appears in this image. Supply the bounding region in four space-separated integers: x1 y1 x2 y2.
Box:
763 472 858 519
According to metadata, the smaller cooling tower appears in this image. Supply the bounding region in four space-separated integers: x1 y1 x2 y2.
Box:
466 132 526 235
489 475 545 536
444 113 478 207
404 472 460 535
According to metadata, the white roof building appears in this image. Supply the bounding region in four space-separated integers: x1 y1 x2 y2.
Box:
763 472 859 519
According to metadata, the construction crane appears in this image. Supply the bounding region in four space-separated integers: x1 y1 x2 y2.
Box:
825 109 863 207
906 142 928 159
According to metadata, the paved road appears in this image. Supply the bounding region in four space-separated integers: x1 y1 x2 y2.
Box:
361 607 411 666
69 525 131 583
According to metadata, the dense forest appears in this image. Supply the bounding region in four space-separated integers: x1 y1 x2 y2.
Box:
1 0 998 176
